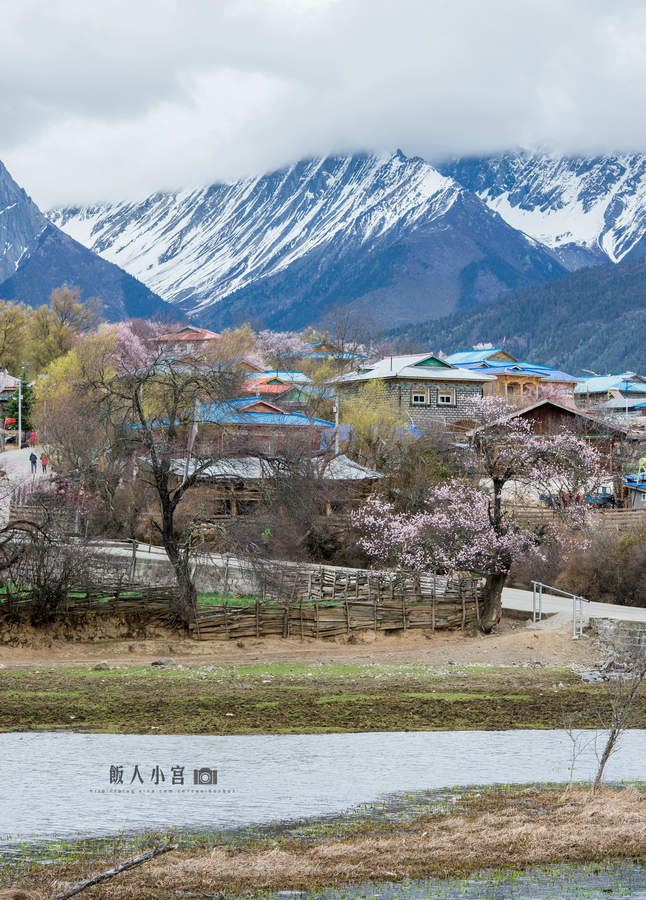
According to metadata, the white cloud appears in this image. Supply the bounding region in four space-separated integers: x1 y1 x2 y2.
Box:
3 0 646 206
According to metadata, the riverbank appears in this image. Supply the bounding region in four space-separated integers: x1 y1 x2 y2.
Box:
5 785 646 899
0 651 637 733
0 613 627 733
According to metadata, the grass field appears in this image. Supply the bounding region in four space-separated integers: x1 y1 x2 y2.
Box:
0 659 636 734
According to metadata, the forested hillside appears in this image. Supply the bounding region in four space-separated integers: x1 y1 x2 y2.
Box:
390 257 646 375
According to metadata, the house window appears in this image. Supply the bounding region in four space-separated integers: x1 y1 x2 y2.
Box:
411 390 428 405
437 388 456 406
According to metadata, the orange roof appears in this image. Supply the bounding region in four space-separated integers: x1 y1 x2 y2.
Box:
242 380 291 395
156 325 220 343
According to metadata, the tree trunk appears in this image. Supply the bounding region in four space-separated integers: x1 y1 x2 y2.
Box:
480 571 506 633
174 556 198 625
163 539 197 624
156 481 197 624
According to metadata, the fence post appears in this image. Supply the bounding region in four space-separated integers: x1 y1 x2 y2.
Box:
344 575 350 634
283 597 290 638
460 577 466 632
432 575 436 633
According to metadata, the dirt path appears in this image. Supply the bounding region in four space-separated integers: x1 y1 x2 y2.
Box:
0 613 603 671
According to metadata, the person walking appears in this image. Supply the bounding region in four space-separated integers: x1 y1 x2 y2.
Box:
40 452 49 474
29 451 37 474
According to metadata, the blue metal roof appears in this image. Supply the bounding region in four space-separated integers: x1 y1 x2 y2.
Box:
200 400 333 428
623 474 646 491
447 360 579 382
574 374 646 394
256 371 313 383
445 349 506 364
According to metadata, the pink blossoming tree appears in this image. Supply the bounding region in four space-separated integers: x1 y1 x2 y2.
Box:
354 398 608 632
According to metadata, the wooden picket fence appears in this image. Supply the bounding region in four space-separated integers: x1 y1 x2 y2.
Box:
190 569 483 640
0 583 181 624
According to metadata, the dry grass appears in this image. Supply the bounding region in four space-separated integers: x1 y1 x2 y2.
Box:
9 787 646 900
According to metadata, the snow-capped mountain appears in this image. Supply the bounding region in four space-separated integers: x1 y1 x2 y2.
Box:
440 150 646 271
0 159 170 321
49 152 565 329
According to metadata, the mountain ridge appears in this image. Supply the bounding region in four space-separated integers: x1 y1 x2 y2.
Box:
48 151 566 328
439 150 646 271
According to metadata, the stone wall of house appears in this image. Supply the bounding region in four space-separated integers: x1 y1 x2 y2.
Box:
338 379 484 429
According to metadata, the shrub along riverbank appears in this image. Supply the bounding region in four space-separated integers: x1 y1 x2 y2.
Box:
4 785 646 899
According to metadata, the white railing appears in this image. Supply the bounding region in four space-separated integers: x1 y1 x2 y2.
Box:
531 580 590 639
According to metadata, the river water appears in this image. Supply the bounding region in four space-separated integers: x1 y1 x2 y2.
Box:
1 729 646 839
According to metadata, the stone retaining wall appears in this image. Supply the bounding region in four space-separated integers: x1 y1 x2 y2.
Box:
590 617 646 661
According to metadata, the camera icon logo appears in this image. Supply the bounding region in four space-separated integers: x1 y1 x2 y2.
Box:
193 768 217 785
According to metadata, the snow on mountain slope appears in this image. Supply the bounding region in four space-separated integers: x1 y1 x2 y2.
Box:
0 159 49 282
49 153 461 314
440 150 646 270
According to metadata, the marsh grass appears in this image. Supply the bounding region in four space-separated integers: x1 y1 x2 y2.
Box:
4 783 646 900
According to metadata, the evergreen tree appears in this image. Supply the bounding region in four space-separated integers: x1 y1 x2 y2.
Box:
5 375 34 431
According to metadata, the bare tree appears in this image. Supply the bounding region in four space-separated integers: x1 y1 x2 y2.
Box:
320 300 378 371
591 657 646 791
72 331 242 623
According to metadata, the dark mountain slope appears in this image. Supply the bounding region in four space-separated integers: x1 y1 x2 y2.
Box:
202 179 566 331
0 159 173 321
0 223 172 321
389 256 646 375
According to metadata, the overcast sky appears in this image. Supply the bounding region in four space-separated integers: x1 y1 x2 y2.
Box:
3 0 646 207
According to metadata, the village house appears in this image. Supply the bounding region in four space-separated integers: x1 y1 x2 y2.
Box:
474 397 628 440
153 324 221 356
199 397 334 454
469 398 630 481
623 465 646 508
305 340 367 363
445 348 580 399
172 453 383 518
334 353 495 429
241 371 313 400
0 371 22 448
574 373 646 406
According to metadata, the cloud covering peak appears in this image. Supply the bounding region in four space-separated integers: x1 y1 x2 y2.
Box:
3 0 646 206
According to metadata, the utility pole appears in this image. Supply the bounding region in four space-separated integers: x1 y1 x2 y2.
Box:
334 395 339 455
17 374 22 449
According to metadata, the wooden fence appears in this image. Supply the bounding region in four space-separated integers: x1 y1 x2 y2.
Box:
190 569 483 640
0 583 181 624
0 544 483 639
506 506 646 532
